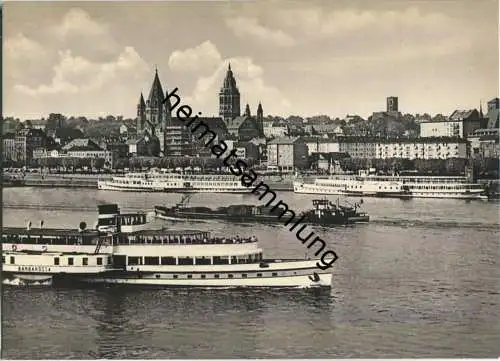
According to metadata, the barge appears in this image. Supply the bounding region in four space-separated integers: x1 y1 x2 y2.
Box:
154 196 369 225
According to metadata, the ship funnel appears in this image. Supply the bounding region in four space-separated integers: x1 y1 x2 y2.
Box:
97 204 120 232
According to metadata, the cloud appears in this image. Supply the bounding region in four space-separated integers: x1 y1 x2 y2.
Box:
168 41 221 73
4 7 151 118
4 33 52 81
14 47 149 96
181 52 291 115
225 16 296 47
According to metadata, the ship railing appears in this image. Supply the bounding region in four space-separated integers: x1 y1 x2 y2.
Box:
114 236 258 246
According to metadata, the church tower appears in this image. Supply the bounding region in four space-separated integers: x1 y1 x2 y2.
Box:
256 102 264 136
244 103 251 117
136 93 146 133
145 68 167 136
219 63 241 120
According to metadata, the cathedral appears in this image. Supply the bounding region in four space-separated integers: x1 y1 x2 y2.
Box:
136 64 265 156
219 63 264 140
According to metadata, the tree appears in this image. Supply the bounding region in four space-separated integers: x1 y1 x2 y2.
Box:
95 158 105 171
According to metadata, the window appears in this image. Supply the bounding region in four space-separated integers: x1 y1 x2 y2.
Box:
214 274 220 278
161 256 176 265
178 257 194 265
173 275 178 279
82 258 88 266
228 274 234 278
213 256 229 265
125 254 141 265
201 275 206 279
97 258 103 265
68 257 74 266
144 257 160 265
195 257 211 265
2 257 4 264
242 274 247 278
54 257 59 266
156 274 160 278
257 273 262 277
272 272 278 277
187 275 192 279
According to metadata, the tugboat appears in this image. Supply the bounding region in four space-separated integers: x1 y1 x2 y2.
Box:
154 195 369 225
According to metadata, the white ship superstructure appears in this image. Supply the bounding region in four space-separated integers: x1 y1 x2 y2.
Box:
1 205 333 288
294 170 487 200
98 170 249 193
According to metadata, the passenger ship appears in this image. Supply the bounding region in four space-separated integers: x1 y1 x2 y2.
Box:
1 205 333 288
97 170 249 193
294 170 487 200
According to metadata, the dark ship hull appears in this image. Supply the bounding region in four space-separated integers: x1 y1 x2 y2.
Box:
154 203 367 226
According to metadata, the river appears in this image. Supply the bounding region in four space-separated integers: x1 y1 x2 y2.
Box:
2 187 499 358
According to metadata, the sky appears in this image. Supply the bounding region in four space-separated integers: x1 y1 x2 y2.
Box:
3 0 499 120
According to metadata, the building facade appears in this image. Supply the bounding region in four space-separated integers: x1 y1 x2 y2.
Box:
420 109 483 138
267 137 308 172
335 137 468 160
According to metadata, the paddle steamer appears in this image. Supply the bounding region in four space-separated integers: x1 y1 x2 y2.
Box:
1 204 333 288
294 170 487 200
97 170 249 193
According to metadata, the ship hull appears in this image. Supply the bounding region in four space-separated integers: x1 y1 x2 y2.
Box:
98 181 249 193
80 271 332 289
154 207 353 226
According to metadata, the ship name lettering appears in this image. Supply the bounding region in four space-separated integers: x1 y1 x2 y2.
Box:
17 266 51 272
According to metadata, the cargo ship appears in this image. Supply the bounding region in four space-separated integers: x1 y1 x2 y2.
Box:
154 195 369 225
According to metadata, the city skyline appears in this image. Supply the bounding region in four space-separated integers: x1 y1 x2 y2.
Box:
3 0 498 121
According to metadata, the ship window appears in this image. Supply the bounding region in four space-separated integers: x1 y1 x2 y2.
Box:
68 257 74 266
54 257 59 266
228 274 234 278
178 257 194 265
10 256 15 264
242 274 247 278
201 274 206 279
128 256 141 265
161 256 176 265
187 275 192 279
82 258 88 266
97 258 103 265
108 257 112 265
272 272 278 277
1 257 4 264
230 256 237 264
173 275 178 279
155 274 160 279
213 256 229 265
214 274 220 278
257 273 262 277
195 257 211 265
144 257 160 265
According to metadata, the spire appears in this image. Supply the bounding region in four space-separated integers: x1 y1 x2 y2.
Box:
257 102 263 113
479 100 484 118
139 92 145 107
228 62 231 71
244 103 251 117
148 69 164 105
